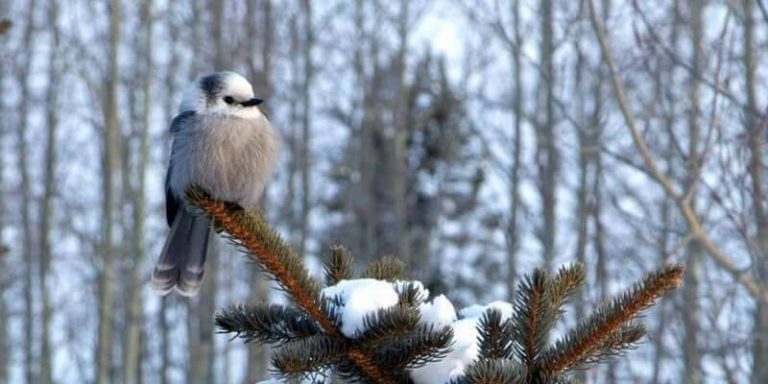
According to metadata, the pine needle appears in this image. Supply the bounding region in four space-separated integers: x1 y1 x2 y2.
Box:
547 264 586 316
511 268 555 375
214 303 320 344
354 305 420 345
364 256 406 282
371 325 455 370
460 360 527 384
272 335 348 375
476 309 514 360
325 245 355 286
540 264 684 374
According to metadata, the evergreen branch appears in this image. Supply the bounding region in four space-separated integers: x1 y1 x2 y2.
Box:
547 264 585 316
272 335 348 376
372 325 455 370
363 256 406 281
214 303 320 344
354 304 419 346
476 309 513 360
319 295 343 327
187 188 399 384
459 359 527 384
511 268 554 373
347 345 398 384
334 360 412 384
325 245 355 286
333 360 369 383
540 264 684 374
397 281 428 308
186 187 332 332
346 348 407 383
193 186 676 382
541 322 645 373
581 322 645 367
272 335 412 384
550 377 579 384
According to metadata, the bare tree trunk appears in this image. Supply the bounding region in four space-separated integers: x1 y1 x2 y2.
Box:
573 37 589 339
190 2 226 383
246 276 271 382
18 2 37 382
652 160 674 384
0 154 6 384
285 11 299 250
505 0 523 299
124 2 153 383
594 3 612 381
536 0 557 270
191 244 216 384
393 0 411 265
572 16 606 381
355 0 378 261
0 5 10 379
0 280 6 384
158 297 170 384
298 0 313 259
158 3 182 382
651 4 680 380
38 1 60 382
573 38 588 269
244 0 273 380
743 1 768 382
592 120 609 382
97 1 122 383
682 1 703 382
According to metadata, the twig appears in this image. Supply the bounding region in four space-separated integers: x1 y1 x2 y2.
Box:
630 0 747 112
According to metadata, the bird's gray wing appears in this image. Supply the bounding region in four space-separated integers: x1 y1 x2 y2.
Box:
165 170 179 227
170 110 196 133
165 111 196 226
154 110 211 297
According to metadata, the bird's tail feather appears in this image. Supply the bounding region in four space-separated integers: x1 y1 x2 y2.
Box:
151 208 211 297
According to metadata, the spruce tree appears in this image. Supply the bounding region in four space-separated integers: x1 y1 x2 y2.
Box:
186 187 683 383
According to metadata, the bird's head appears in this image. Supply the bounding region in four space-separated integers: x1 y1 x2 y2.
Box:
179 71 264 119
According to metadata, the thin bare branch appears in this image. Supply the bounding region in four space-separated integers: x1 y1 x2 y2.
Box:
587 0 767 302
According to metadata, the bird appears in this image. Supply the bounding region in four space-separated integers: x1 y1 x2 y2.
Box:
151 71 281 297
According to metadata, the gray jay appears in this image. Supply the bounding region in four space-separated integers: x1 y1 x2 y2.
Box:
152 71 281 296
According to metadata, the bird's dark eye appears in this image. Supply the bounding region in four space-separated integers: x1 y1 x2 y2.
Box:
223 96 235 104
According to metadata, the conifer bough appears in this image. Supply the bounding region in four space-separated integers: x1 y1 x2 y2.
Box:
186 187 684 383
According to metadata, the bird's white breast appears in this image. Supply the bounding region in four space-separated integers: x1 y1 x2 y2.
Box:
170 113 280 209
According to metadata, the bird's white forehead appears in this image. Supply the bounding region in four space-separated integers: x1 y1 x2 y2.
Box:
179 71 254 113
219 72 254 97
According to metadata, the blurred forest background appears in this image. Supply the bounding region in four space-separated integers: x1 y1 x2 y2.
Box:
1 0 767 383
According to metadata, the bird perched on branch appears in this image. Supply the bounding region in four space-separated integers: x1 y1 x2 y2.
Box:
152 72 281 296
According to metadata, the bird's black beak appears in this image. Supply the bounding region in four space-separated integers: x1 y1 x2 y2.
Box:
240 98 263 107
